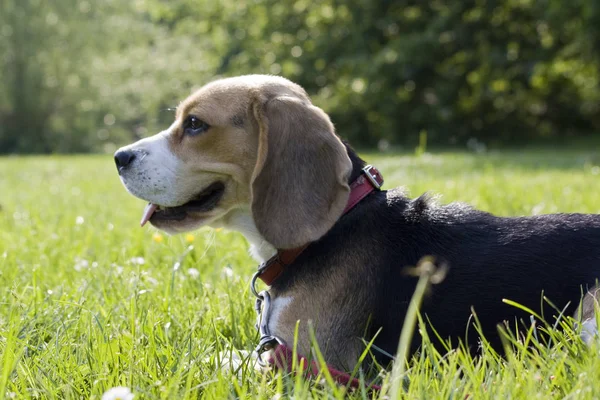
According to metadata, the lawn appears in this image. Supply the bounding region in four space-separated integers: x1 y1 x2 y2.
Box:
1 149 600 399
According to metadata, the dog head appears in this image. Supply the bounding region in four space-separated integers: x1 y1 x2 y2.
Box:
115 75 352 249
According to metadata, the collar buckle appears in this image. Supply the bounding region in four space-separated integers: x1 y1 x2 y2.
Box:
362 165 383 190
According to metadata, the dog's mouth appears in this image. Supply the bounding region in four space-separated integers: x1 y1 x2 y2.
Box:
140 181 226 226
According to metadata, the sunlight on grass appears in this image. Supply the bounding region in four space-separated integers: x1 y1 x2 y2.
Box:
1 150 600 398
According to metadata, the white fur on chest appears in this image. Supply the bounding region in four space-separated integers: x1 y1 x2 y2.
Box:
220 209 276 262
266 296 293 337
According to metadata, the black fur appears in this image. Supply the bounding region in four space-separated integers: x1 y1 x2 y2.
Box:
273 145 600 362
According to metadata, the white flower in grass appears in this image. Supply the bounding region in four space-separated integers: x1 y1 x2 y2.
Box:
222 266 234 278
74 258 89 271
187 268 200 279
129 256 146 265
101 386 134 400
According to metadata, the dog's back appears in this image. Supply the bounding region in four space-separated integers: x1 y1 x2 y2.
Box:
351 188 600 356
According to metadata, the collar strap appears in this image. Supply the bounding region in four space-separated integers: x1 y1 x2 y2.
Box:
256 165 384 286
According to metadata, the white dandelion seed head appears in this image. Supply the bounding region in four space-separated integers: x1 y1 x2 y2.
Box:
187 268 200 279
101 386 134 400
112 264 124 275
74 258 89 271
129 257 145 265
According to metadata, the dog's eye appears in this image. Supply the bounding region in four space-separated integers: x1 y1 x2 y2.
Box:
183 116 210 136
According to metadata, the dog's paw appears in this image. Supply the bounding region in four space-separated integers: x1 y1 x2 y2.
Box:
580 317 598 346
221 349 253 372
206 349 273 378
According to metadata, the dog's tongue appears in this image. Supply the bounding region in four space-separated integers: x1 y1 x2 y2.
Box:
140 203 158 227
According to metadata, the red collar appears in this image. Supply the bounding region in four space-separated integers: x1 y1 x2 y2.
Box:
256 165 384 286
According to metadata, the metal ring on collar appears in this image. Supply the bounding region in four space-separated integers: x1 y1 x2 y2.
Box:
250 269 262 299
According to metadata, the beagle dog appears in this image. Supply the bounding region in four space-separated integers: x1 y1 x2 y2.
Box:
115 75 600 375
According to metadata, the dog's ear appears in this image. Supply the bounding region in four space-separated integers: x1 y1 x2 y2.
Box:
250 95 352 249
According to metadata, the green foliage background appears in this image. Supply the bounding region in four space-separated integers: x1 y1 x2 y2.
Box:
1 0 599 153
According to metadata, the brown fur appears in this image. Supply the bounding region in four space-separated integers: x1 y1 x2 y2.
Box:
270 245 380 370
250 94 352 249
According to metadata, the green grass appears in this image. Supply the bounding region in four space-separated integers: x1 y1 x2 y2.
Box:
1 149 600 399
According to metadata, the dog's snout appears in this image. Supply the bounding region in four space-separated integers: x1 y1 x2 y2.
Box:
114 149 136 171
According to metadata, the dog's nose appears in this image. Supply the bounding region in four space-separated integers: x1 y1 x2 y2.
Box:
114 150 136 171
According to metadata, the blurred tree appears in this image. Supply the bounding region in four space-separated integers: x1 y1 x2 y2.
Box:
0 0 215 153
135 0 600 148
0 0 598 153
0 0 101 152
